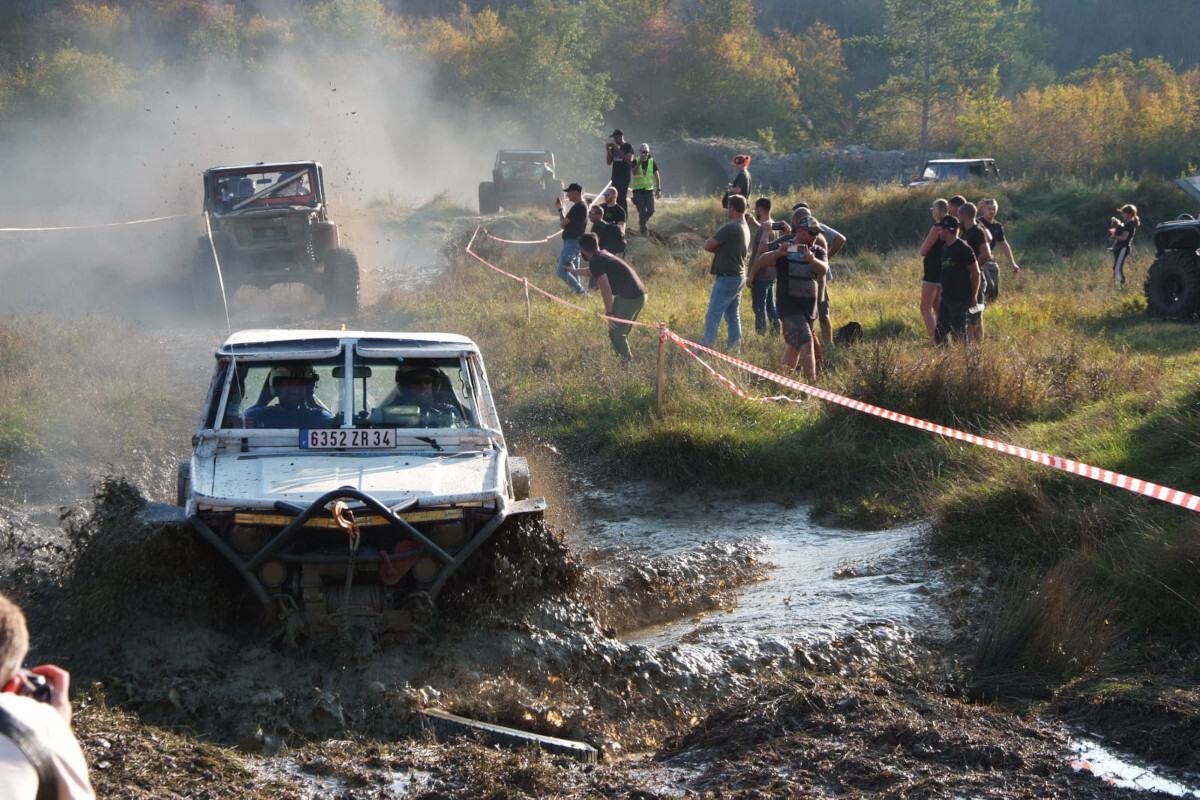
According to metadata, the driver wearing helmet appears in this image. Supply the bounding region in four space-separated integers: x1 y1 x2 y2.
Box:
243 363 336 428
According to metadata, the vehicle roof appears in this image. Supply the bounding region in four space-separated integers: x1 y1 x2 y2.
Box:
923 158 995 164
498 150 551 156
217 329 479 356
205 161 321 174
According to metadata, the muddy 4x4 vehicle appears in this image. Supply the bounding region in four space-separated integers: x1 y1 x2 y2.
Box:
172 329 544 636
193 162 359 315
907 158 999 188
1144 176 1200 320
478 150 563 214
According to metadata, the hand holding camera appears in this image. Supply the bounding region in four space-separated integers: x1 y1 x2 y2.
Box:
16 668 53 704
555 197 563 210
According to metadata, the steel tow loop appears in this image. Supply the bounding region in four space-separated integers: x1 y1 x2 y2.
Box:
331 501 361 609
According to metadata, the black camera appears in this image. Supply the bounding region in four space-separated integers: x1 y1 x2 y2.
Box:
16 669 53 704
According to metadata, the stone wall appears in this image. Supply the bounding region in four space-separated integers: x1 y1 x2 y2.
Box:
646 138 951 196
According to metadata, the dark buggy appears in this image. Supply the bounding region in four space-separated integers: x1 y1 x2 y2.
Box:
192 161 360 315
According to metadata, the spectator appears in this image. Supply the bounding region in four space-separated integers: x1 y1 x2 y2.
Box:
599 187 627 234
605 130 635 214
561 233 647 361
948 195 966 220
977 198 1018 302
554 182 590 297
701 195 751 351
959 202 992 342
0 590 95 800
1110 204 1139 287
588 204 626 257
933 215 981 345
630 144 661 235
918 198 950 344
723 155 751 209
753 212 829 380
746 197 787 336
792 202 846 349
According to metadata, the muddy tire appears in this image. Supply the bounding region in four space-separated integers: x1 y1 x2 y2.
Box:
508 457 531 501
324 247 359 316
176 462 190 508
1144 249 1200 320
191 249 227 316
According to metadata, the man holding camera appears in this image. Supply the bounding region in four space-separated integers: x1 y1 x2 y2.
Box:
753 211 830 381
1 590 95 799
555 182 590 297
605 130 635 214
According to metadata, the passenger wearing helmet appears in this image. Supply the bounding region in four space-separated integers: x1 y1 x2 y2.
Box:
387 364 463 425
243 363 336 429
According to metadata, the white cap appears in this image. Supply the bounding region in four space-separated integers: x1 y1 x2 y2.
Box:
639 143 650 153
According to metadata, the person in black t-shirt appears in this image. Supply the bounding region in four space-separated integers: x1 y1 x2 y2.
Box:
599 187 627 231
561 233 647 360
1109 204 1139 286
933 215 981 345
606 130 635 214
555 182 589 296
919 198 950 344
959 202 992 342
588 205 626 256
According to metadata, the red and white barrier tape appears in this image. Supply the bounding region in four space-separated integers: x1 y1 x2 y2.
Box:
670 332 1200 513
468 226 1200 514
0 213 194 232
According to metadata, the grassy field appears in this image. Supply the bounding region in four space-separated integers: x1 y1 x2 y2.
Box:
366 175 1200 696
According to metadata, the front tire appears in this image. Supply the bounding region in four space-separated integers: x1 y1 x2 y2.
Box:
1144 249 1200 320
324 247 360 316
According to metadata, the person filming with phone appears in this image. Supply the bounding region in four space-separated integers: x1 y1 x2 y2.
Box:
0 590 95 799
752 212 829 381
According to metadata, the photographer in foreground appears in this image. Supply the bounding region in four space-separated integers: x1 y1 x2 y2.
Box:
0 590 95 800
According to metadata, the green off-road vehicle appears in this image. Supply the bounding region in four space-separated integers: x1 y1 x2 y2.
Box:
478 150 563 214
192 161 359 315
1144 176 1200 320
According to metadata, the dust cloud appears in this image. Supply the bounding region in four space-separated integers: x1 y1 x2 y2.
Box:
0 30 536 318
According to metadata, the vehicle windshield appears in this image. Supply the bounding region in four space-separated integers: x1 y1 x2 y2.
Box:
212 166 318 212
216 355 478 430
922 163 972 181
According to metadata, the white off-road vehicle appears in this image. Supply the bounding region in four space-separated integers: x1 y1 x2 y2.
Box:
173 329 544 635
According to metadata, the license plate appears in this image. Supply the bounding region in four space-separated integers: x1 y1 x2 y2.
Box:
301 429 396 449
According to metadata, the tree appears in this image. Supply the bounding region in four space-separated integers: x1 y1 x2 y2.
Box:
855 0 1041 155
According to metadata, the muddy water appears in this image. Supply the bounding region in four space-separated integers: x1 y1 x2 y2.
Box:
574 480 946 660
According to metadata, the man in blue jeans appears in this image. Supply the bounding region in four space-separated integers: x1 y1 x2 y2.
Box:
701 194 751 350
554 182 589 296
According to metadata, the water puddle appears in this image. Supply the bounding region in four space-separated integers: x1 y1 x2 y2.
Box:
573 481 946 658
1069 737 1200 797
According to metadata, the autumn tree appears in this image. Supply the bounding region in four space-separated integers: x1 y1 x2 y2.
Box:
856 0 1043 155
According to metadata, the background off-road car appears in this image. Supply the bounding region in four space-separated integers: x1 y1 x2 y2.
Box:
478 150 563 214
907 158 999 188
193 161 359 315
1144 175 1200 320
172 329 544 637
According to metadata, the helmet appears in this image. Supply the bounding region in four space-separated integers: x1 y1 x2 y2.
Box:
271 363 318 384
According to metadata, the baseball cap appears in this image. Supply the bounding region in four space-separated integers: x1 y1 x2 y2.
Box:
564 182 583 193
936 215 960 231
638 143 650 153
611 129 624 137
797 215 821 234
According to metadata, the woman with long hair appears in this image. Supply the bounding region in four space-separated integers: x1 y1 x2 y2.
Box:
1110 204 1140 286
918 198 950 343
